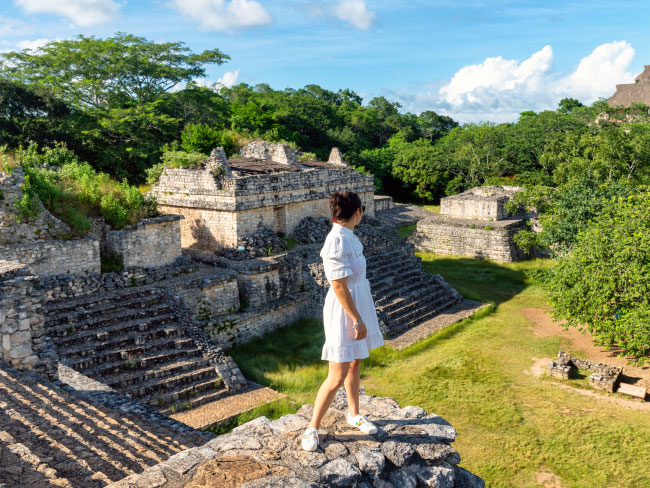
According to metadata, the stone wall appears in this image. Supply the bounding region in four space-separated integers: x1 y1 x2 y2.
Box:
170 271 240 319
240 141 299 167
105 215 183 268
203 293 311 348
608 65 650 107
374 195 394 212
150 165 375 250
548 350 622 392
410 216 526 262
440 186 521 221
0 167 70 244
0 260 58 378
0 237 100 276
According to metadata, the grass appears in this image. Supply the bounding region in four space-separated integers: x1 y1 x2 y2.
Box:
227 254 650 487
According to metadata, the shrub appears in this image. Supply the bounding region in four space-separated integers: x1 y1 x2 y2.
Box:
547 192 650 364
101 251 124 273
14 143 158 232
13 174 41 223
181 123 237 155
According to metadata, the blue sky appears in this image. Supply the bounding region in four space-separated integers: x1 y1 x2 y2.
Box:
1 0 649 122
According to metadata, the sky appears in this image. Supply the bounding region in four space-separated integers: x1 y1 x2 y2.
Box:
1 0 649 123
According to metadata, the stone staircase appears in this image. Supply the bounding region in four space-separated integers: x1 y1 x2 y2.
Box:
43 286 228 415
366 245 462 337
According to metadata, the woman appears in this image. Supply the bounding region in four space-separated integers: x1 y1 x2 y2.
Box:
302 190 384 451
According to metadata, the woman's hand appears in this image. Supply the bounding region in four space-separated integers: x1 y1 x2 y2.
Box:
354 320 367 340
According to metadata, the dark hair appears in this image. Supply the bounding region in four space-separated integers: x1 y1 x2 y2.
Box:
330 191 363 222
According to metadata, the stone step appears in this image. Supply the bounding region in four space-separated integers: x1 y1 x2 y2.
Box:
378 286 448 315
44 287 160 315
64 337 197 372
121 365 219 399
366 254 417 275
48 311 177 345
57 324 187 359
45 294 165 326
82 347 205 378
158 386 230 415
373 274 441 306
141 376 226 411
369 268 423 295
384 289 448 321
100 357 213 389
389 296 460 335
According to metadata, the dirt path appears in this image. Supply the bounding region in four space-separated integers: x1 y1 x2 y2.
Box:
519 307 650 389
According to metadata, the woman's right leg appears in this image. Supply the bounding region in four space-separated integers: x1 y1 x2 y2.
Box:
309 361 350 429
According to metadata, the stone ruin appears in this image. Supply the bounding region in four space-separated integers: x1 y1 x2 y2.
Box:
409 186 529 262
113 389 484 488
148 141 376 251
547 350 623 393
608 65 650 108
0 142 483 486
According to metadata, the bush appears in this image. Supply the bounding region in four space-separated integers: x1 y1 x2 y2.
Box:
181 123 237 155
547 192 650 364
14 143 158 232
101 251 124 273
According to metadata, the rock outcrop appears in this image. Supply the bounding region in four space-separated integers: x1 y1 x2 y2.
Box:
111 389 484 488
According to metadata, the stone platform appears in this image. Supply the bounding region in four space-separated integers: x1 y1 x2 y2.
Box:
110 389 484 488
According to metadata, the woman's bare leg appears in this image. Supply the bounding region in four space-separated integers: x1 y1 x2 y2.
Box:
309 361 350 429
344 359 361 417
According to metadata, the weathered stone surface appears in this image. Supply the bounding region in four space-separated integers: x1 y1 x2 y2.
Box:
381 440 416 467
133 467 167 488
608 65 650 107
320 458 362 486
417 463 457 488
117 390 483 488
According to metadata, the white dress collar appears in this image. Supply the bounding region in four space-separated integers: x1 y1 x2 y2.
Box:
332 222 355 237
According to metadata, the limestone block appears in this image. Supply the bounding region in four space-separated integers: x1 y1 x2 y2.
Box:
9 343 32 359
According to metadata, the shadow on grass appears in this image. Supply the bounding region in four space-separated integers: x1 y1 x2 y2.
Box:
418 254 545 305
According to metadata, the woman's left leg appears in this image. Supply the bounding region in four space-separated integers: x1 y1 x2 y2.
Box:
344 359 361 417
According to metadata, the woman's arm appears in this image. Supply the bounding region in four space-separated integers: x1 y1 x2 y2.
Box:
331 277 367 340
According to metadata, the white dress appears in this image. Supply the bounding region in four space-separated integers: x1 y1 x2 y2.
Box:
320 222 384 363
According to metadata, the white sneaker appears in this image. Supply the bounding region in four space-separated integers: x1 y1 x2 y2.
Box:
301 427 319 451
347 413 378 435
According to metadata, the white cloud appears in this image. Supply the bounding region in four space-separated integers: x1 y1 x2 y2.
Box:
391 41 637 123
15 0 120 26
217 70 240 87
170 0 272 32
333 0 375 30
16 38 51 51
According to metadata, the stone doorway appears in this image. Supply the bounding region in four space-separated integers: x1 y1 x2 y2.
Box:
273 205 287 235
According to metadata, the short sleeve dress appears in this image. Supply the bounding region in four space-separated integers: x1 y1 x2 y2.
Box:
320 222 384 363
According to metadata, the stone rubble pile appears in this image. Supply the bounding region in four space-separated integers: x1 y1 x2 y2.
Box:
216 228 288 260
292 216 332 243
547 350 623 392
110 389 484 488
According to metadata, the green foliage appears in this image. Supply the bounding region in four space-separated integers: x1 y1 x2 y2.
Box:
512 229 538 254
0 33 229 109
546 192 650 364
13 174 41 223
181 123 236 155
15 143 158 232
101 251 124 273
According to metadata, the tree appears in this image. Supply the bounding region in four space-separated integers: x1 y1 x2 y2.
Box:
0 33 229 109
557 97 584 114
417 111 458 142
0 79 71 148
547 192 650 364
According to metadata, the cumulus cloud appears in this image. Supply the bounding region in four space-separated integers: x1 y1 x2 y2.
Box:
392 41 637 123
170 0 272 32
16 38 52 51
217 70 240 87
14 0 121 26
333 0 375 30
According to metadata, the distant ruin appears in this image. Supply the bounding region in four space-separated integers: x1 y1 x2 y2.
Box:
148 141 375 250
410 186 528 262
608 65 650 108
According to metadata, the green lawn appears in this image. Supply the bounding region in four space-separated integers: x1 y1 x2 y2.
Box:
227 254 650 488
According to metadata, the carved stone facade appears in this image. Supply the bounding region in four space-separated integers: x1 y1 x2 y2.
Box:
149 141 376 250
608 65 650 107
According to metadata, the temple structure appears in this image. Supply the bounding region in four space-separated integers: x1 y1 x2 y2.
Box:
149 141 376 250
608 65 650 107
